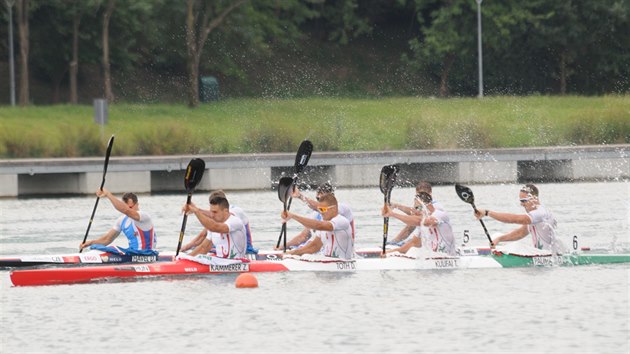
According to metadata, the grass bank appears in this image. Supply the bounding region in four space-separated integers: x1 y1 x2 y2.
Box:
0 96 628 158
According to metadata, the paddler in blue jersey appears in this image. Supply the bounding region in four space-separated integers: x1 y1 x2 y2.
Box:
282 194 354 259
183 195 247 259
474 183 566 254
80 188 157 256
181 190 257 254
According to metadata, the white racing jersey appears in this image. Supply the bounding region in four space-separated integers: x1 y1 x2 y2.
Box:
207 214 247 259
313 214 354 259
411 209 456 256
527 204 565 253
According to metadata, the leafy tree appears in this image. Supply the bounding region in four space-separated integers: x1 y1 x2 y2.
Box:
404 0 479 97
533 0 630 94
184 0 246 107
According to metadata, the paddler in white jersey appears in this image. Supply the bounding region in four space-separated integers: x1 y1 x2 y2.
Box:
387 181 443 246
282 194 354 259
182 195 247 259
181 190 256 254
382 191 457 256
280 182 355 250
474 183 566 254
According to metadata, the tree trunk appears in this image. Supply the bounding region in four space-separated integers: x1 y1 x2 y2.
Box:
102 0 115 102
16 0 29 106
185 0 246 108
69 9 81 104
559 50 567 96
186 0 199 107
51 69 67 103
439 53 455 98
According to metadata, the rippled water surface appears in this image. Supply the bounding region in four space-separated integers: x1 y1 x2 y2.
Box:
1 182 629 353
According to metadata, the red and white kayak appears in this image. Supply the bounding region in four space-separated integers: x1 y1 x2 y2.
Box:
9 246 630 287
9 250 499 287
0 246 490 268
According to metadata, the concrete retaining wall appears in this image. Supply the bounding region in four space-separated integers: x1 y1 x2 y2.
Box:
0 145 627 197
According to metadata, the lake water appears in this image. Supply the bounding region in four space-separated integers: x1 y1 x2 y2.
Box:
1 181 629 353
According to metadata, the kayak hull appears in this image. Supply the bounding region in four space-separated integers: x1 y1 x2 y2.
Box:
9 260 289 287
8 250 629 287
491 251 630 268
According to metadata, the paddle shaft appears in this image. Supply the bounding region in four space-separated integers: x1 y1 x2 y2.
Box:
471 202 493 244
175 193 192 256
381 194 390 255
80 136 114 252
276 140 313 251
382 218 389 254
276 198 289 249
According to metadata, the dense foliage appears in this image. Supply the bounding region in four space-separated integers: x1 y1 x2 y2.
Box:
0 0 628 105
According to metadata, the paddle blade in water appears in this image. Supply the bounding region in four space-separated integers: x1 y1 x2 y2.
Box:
277 177 294 204
184 158 206 192
455 184 475 205
294 140 313 175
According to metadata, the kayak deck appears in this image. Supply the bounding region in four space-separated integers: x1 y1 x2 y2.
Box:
491 251 630 267
0 247 393 269
9 249 629 287
8 255 497 287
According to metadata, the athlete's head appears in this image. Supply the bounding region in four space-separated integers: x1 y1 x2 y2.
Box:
209 190 227 204
317 194 338 220
316 182 335 201
415 181 432 195
122 193 138 209
519 183 539 210
209 195 230 222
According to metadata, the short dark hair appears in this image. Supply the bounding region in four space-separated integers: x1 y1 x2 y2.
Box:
209 190 227 203
416 191 432 204
317 182 334 194
520 184 539 197
318 193 337 207
415 181 432 194
209 196 229 209
122 193 138 204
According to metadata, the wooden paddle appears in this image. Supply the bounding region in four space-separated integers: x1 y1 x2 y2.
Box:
380 164 400 255
277 176 295 252
275 140 313 250
80 135 115 252
175 158 206 256
455 183 493 245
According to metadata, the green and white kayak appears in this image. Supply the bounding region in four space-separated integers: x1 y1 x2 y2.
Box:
489 245 630 268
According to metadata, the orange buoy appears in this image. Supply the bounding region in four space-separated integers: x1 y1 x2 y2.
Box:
235 273 258 288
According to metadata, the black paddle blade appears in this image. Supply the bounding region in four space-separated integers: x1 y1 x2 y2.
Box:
455 183 475 205
277 177 294 204
379 164 399 195
184 158 206 192
294 140 313 175
102 135 115 178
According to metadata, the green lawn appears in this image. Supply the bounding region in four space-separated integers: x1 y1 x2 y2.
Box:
0 95 628 158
